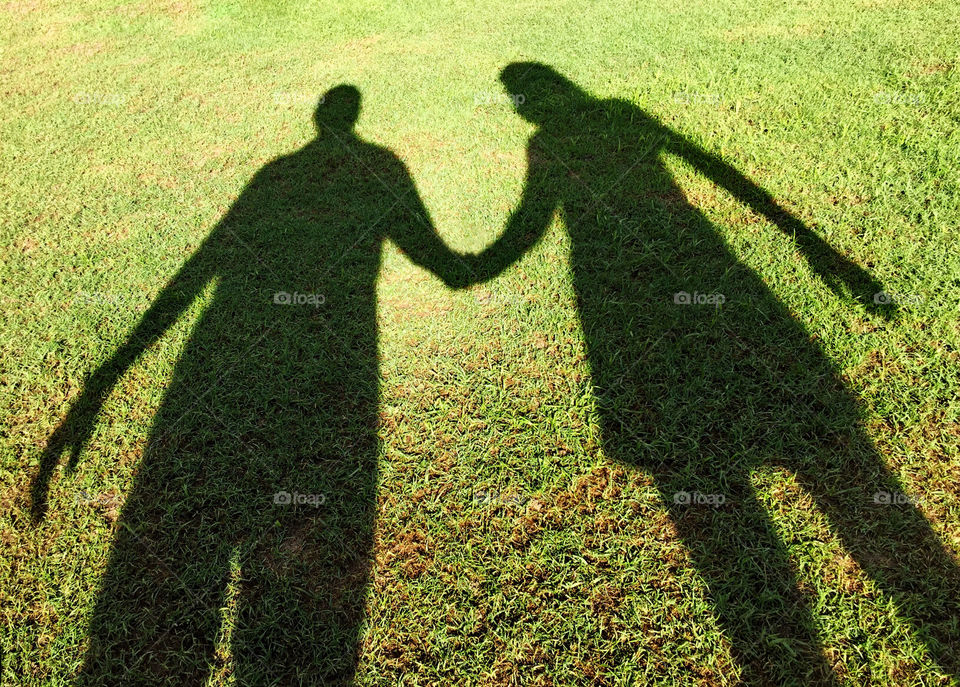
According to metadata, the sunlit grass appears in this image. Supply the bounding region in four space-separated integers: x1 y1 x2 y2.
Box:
2 0 959 684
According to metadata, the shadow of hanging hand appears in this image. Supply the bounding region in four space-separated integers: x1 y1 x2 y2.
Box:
468 62 958 685
30 84 477 685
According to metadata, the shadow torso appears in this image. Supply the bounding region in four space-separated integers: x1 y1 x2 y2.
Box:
536 102 854 470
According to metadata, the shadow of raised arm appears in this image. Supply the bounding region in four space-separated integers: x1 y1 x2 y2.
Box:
665 128 896 319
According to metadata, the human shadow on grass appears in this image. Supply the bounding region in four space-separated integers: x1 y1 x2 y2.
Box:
465 63 960 684
30 85 476 685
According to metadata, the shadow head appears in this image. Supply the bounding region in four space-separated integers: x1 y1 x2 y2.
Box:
314 84 361 132
499 62 587 125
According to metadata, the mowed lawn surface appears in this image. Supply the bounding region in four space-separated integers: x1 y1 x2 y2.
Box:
2 0 960 684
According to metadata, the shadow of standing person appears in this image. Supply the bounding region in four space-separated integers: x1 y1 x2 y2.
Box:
30 85 475 684
469 62 960 684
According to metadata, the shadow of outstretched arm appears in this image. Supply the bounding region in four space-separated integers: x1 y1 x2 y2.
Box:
665 128 895 319
386 194 476 290
386 146 551 288
30 241 216 521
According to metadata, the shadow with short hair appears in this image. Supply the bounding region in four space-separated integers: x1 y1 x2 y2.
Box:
31 84 475 685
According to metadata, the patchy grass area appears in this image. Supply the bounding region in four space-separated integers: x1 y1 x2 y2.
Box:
2 0 959 684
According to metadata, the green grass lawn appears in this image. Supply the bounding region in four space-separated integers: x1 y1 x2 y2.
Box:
2 0 960 684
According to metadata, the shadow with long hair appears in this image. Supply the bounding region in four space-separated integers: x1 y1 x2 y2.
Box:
468 62 960 684
30 85 474 684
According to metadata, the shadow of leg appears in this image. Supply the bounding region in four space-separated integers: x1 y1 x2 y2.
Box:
230 452 379 686
655 470 838 686
791 432 960 678
78 475 230 685
231 516 375 685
